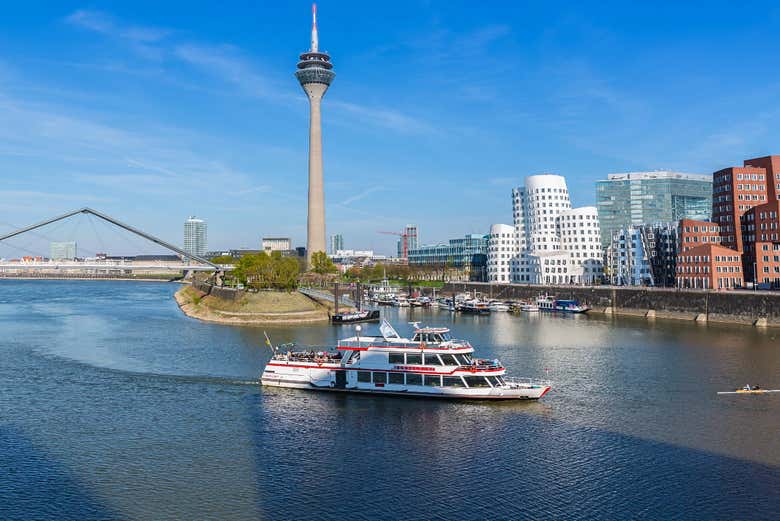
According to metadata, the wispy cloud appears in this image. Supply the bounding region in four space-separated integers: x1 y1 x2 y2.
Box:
339 186 385 206
228 185 272 196
330 100 433 134
65 10 170 43
174 44 279 100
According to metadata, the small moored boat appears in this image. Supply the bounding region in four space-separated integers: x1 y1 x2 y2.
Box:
331 309 381 324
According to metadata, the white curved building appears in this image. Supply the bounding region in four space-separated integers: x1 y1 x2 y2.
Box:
558 206 603 284
487 224 517 283
488 174 603 284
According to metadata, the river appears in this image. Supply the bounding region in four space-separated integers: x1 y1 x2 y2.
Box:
0 280 778 520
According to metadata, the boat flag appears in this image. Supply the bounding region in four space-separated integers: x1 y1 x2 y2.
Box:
263 331 276 353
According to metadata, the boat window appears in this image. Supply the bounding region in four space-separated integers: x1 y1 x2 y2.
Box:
424 354 442 365
373 372 387 384
443 376 465 388
439 354 458 366
357 371 371 383
431 334 442 342
424 375 441 387
441 332 452 341
388 373 404 385
388 352 404 364
495 376 506 386
464 376 491 388
412 333 421 342
405 373 422 386
406 353 422 365
488 376 503 387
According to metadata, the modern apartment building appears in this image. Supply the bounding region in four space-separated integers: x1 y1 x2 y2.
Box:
596 171 711 248
488 174 603 284
183 216 207 257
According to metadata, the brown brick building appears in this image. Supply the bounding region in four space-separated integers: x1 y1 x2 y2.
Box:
676 220 743 289
709 155 780 284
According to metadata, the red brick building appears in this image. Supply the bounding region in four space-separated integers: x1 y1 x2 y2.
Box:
678 219 722 252
676 220 743 289
709 155 780 284
744 199 780 286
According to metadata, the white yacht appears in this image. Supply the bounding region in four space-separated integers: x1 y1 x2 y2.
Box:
261 321 551 400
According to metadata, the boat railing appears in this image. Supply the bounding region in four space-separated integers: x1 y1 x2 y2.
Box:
337 339 471 350
503 377 552 387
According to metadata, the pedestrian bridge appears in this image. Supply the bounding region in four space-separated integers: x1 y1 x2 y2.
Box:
0 207 226 273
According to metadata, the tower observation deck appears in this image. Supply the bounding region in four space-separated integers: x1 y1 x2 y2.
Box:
297 3 334 264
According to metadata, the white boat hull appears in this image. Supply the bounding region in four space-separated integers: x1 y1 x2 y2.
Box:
261 367 550 400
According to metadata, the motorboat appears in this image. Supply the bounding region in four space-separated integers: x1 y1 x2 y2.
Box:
330 309 381 324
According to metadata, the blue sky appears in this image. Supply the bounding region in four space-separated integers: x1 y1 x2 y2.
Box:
1 1 780 256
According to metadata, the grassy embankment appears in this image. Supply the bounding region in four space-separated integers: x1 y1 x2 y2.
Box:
175 285 336 325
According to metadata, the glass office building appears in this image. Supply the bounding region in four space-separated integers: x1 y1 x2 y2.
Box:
596 171 712 247
408 234 488 280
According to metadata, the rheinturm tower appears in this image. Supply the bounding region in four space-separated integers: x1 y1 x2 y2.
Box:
296 3 334 264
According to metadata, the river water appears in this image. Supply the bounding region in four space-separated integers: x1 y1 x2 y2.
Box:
0 280 778 520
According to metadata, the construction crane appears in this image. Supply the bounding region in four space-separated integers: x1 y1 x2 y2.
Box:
378 229 413 259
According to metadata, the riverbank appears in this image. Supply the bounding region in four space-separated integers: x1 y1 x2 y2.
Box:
443 282 780 327
174 284 333 325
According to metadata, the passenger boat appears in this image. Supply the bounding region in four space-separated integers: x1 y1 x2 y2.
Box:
260 321 551 400
330 309 380 324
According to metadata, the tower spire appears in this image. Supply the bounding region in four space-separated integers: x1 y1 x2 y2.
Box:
311 3 319 53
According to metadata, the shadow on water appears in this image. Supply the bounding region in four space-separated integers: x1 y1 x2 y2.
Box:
245 388 780 521
0 425 120 521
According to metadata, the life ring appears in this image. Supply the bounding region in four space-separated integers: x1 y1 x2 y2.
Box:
420 342 427 349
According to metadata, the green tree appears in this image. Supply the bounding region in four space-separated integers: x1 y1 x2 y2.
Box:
310 251 337 275
211 255 235 264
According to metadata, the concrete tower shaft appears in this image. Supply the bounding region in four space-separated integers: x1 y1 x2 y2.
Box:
296 3 334 264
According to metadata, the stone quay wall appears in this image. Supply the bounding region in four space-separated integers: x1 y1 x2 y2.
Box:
192 280 242 302
441 282 780 327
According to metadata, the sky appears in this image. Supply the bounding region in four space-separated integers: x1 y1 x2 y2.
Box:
1 1 780 256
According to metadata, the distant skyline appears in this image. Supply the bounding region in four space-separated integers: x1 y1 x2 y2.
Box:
1 1 780 256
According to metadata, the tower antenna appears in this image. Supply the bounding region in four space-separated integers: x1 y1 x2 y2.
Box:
311 3 319 53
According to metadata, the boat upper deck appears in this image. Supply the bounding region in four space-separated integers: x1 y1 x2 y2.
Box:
337 336 472 351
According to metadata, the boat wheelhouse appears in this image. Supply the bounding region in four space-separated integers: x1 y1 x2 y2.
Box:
261 321 551 400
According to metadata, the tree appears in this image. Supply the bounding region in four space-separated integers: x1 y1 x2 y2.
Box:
211 255 235 264
310 251 338 275
230 252 300 291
